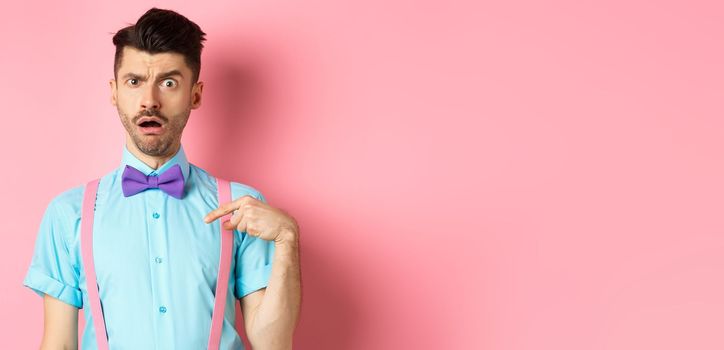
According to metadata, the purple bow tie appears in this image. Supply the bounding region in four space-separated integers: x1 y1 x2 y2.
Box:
121 164 185 199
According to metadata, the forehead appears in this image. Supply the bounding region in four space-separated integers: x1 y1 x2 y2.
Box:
117 46 191 77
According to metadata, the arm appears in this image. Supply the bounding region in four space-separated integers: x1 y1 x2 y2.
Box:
40 294 78 350
241 230 301 350
205 194 302 349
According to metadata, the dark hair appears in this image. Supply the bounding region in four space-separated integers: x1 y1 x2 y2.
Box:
112 8 206 83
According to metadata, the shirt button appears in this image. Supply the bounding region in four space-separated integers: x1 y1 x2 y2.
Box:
155 257 163 264
152 212 160 219
159 306 167 313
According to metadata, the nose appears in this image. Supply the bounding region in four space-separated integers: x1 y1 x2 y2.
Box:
140 84 160 110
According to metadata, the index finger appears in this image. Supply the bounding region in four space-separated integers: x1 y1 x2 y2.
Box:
203 200 238 223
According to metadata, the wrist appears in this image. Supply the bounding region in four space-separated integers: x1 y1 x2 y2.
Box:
275 226 299 246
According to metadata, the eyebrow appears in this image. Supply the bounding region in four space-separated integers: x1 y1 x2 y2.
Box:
121 69 185 82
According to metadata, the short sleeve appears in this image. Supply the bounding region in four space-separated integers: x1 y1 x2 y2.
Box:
233 188 276 299
22 197 83 308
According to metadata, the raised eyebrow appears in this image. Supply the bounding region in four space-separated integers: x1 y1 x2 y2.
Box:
120 70 184 82
156 70 184 82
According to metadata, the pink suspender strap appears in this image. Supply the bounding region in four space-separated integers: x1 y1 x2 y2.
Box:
81 178 109 350
80 177 235 350
208 178 234 349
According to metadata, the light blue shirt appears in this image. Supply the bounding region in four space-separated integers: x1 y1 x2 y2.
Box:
23 144 275 349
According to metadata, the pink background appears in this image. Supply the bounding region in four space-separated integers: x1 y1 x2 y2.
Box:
2 1 723 349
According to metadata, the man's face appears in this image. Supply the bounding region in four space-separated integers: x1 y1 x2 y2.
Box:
110 46 203 157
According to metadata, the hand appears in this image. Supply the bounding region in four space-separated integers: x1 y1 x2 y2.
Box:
203 195 299 244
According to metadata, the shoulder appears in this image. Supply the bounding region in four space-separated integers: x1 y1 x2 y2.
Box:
47 166 120 215
189 163 267 203
42 163 119 220
230 181 267 203
35 183 86 245
46 183 86 219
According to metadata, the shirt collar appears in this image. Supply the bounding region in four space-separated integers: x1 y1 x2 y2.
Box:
120 143 190 182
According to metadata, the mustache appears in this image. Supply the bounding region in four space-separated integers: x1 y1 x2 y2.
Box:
134 108 168 123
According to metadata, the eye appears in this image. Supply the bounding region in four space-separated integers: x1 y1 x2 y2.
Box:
161 79 177 88
127 78 139 86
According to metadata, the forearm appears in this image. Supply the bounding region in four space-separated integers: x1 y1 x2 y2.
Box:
41 294 78 350
40 331 78 349
248 229 302 349
40 342 77 350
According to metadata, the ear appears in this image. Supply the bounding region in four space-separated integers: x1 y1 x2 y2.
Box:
191 81 204 109
109 79 117 107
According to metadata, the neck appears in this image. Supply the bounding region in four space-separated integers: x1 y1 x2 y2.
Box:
125 137 180 170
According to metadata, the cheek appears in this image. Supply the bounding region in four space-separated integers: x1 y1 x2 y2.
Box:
116 91 140 110
159 95 191 130
161 91 192 111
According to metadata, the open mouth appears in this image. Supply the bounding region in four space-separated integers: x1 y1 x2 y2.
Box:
137 118 165 135
139 120 162 128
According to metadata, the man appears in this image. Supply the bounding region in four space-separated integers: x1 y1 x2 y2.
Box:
22 8 301 350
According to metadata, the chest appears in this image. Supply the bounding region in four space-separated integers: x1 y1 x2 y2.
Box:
84 188 233 292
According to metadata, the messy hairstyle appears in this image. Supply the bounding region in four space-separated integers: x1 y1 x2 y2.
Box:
112 8 207 83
